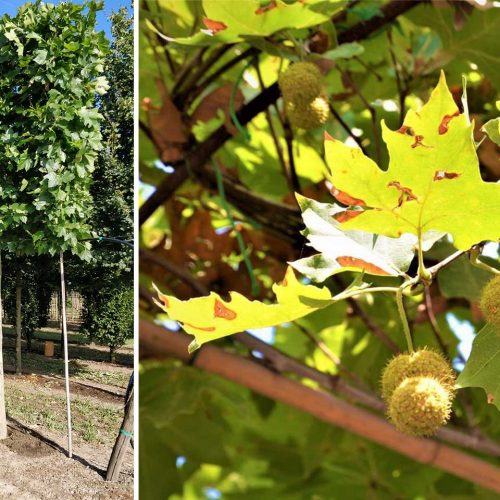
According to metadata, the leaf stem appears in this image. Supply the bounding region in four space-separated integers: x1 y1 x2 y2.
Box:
396 288 414 353
470 246 500 275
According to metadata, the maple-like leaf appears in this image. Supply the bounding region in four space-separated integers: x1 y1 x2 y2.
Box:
290 194 419 282
152 0 344 46
325 72 500 250
153 267 333 352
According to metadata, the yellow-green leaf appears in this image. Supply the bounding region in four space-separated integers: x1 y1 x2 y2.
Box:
325 72 500 250
153 267 333 351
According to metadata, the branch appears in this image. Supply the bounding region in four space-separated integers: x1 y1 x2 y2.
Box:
140 319 500 492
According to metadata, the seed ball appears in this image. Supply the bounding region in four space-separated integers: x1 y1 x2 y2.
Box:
479 275 500 328
381 349 455 403
286 95 330 130
278 62 322 106
388 376 453 436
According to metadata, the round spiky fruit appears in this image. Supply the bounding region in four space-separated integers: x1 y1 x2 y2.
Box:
388 376 453 436
278 62 322 105
479 275 500 328
286 95 330 130
381 349 455 403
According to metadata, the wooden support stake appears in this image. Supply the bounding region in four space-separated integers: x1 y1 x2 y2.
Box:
15 284 22 375
60 251 73 458
0 252 7 440
106 386 134 481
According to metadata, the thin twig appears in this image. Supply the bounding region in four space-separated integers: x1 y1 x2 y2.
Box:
424 285 450 356
295 323 366 386
328 102 367 153
283 118 301 194
188 47 258 107
254 59 293 192
347 297 400 353
387 29 407 125
343 71 381 164
428 250 466 278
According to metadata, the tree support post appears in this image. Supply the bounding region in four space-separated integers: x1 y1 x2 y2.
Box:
15 282 22 375
60 251 73 458
106 385 134 481
0 252 7 439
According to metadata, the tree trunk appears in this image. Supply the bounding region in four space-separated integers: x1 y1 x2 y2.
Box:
110 346 116 363
15 284 22 375
0 252 8 440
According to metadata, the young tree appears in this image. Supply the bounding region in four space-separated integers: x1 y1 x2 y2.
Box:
0 0 107 444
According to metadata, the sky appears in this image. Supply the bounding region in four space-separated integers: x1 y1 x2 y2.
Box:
0 0 131 38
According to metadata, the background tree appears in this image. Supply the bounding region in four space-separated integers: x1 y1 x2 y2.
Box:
139 0 500 498
77 5 134 358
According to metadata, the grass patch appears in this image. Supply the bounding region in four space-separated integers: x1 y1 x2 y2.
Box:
5 385 122 445
3 351 130 389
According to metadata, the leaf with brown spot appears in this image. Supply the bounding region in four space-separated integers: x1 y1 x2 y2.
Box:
290 194 420 282
154 267 333 350
325 72 500 250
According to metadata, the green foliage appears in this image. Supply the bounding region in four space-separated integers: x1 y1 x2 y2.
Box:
81 284 133 355
457 324 500 411
0 0 108 258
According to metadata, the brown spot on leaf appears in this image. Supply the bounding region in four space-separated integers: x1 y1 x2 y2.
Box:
487 394 495 405
214 299 237 320
397 125 415 136
333 210 363 223
387 181 418 208
336 257 391 276
158 293 169 308
438 111 460 135
330 186 365 206
433 170 461 181
282 277 288 287
324 131 335 142
202 17 227 34
183 322 216 332
255 1 276 14
411 135 430 148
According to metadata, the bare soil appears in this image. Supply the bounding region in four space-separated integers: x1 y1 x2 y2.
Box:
0 353 133 499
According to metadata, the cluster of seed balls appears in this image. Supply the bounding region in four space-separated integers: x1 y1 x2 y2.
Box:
278 62 329 130
381 349 456 436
